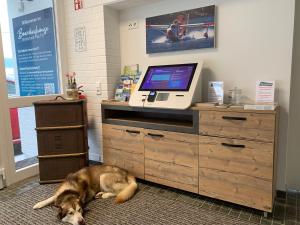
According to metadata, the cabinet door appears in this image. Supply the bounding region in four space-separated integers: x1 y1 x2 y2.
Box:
198 135 273 212
144 129 198 193
103 124 144 179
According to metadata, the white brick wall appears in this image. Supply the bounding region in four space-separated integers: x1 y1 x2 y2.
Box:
103 6 121 99
63 0 113 161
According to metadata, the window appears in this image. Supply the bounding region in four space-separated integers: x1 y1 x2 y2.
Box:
1 0 60 97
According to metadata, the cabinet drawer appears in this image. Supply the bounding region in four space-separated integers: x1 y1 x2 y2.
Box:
199 168 273 212
199 111 275 142
144 129 198 193
103 124 144 155
39 154 87 183
199 136 274 180
104 147 144 179
35 102 85 127
37 128 85 155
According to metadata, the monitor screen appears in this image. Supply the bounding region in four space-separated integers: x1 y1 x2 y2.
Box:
139 63 198 91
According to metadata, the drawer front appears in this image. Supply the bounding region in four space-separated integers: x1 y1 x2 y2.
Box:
104 147 144 179
145 159 198 193
103 124 144 155
37 129 85 155
144 129 198 193
39 155 87 182
144 129 198 167
35 103 84 127
199 136 274 180
102 124 144 179
199 111 275 142
199 168 273 212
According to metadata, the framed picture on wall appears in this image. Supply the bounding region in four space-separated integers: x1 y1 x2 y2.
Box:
146 5 216 54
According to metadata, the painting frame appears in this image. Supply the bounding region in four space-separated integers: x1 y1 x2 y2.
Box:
146 5 216 54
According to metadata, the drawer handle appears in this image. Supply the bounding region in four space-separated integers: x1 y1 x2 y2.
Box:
221 143 245 148
222 116 247 121
148 133 164 138
125 130 140 134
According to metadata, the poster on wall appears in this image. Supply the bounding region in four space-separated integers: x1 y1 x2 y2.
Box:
13 7 59 96
146 5 216 54
74 26 87 52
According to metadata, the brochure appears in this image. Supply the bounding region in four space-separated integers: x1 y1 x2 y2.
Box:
256 81 275 103
208 81 224 104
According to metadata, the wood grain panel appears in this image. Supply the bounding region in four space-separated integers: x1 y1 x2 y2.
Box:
103 147 144 179
199 168 273 212
145 159 198 193
199 111 275 142
103 124 144 154
145 175 198 193
199 136 274 180
144 129 198 168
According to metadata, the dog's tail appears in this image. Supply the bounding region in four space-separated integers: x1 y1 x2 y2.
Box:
33 196 56 209
115 175 138 204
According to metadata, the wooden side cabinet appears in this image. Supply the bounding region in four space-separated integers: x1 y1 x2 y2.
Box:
34 99 88 183
101 101 279 213
198 106 279 212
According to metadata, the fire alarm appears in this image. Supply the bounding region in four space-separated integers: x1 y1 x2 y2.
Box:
74 0 83 11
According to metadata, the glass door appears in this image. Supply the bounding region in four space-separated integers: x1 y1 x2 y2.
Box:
0 0 64 186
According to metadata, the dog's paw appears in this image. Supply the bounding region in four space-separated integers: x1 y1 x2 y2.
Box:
33 202 43 209
95 192 105 199
101 193 116 199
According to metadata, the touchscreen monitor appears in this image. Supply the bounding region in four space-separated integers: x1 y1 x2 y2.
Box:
139 63 197 91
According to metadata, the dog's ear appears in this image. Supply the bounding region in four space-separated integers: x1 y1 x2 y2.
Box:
54 193 64 207
57 207 67 220
55 189 79 206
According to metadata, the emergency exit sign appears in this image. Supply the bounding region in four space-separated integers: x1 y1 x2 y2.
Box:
74 0 83 10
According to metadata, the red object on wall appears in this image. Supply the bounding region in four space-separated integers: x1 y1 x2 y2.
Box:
74 0 83 10
10 108 21 144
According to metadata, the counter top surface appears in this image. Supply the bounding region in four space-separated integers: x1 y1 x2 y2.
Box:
101 100 279 114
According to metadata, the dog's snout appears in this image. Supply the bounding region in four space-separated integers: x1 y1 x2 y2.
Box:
79 219 85 225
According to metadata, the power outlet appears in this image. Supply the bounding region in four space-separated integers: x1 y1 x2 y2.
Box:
128 21 138 30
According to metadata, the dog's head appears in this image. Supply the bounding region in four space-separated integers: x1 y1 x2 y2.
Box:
55 190 85 225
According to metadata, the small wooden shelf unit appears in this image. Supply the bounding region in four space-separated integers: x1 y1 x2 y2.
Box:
101 101 279 213
34 99 89 184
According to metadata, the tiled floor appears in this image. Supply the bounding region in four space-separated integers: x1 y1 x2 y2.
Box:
0 175 299 225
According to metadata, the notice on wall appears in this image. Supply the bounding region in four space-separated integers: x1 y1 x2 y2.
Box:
74 26 87 52
13 7 59 96
256 81 275 103
208 81 224 104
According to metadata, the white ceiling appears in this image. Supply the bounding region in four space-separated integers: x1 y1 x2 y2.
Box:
103 0 163 10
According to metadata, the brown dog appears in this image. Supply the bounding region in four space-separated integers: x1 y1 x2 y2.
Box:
33 165 138 225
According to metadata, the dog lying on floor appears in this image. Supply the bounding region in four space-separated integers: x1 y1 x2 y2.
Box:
33 165 138 225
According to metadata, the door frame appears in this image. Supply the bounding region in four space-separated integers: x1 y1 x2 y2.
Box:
0 0 68 186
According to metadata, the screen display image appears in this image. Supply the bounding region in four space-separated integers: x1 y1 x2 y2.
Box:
139 63 197 91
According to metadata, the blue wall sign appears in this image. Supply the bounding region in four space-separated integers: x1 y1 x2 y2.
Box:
13 7 59 96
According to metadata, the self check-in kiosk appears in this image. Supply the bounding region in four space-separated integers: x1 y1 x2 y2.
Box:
129 60 203 109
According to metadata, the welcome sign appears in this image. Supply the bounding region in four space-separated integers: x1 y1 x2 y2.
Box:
13 7 59 96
